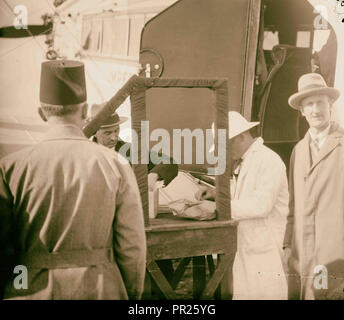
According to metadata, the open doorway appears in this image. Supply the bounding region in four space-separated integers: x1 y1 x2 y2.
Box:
253 0 338 168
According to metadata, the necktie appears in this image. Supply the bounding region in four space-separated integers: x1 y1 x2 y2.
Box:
230 159 242 199
232 159 243 179
310 138 320 165
313 137 320 152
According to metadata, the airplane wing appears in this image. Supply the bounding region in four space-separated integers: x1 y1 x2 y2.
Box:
0 114 48 158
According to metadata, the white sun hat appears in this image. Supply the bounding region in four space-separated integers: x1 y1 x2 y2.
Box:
228 111 259 139
209 112 259 152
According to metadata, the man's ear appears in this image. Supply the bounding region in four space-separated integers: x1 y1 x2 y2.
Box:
38 107 47 122
299 107 305 117
81 103 88 120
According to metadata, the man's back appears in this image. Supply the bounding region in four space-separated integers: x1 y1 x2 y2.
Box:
0 125 146 300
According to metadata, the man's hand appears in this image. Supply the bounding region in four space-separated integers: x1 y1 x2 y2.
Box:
148 172 159 191
195 186 215 201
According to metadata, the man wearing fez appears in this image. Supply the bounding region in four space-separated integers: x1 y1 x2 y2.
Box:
0 60 146 300
284 73 344 300
196 112 288 299
88 103 178 283
88 103 178 190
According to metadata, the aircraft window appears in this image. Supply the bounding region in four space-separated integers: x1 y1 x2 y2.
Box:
81 18 92 50
110 17 129 56
102 17 113 55
81 12 155 60
128 15 145 58
296 31 311 48
313 30 331 52
81 17 101 53
263 31 279 50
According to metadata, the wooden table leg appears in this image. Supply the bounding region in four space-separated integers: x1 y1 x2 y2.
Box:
171 257 191 290
218 253 235 299
207 254 221 299
193 256 206 299
201 253 233 299
146 260 178 300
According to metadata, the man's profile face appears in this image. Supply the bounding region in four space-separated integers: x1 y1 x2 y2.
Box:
229 134 244 161
96 125 120 149
300 94 331 131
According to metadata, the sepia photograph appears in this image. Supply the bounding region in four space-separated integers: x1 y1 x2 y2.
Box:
0 0 344 307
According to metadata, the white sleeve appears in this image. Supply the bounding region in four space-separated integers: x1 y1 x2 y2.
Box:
231 157 286 220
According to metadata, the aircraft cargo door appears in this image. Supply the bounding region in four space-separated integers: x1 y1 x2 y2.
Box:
139 0 261 172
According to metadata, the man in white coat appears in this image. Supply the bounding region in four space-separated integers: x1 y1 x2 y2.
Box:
197 112 289 299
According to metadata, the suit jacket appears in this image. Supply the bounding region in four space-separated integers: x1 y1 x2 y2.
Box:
284 122 344 300
0 124 146 300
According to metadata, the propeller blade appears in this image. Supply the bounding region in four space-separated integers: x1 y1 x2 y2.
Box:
0 23 53 38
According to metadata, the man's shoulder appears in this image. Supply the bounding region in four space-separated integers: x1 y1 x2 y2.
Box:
292 138 306 152
90 141 130 165
258 142 285 166
0 145 35 169
331 122 344 136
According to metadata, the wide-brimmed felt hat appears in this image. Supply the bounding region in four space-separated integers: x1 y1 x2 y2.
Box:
40 60 87 105
288 73 340 110
228 111 259 139
88 102 128 129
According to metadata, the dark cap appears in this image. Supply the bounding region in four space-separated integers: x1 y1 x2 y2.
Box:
40 60 87 105
88 103 128 128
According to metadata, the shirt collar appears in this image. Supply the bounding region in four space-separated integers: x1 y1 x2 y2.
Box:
233 137 263 175
308 123 331 145
41 124 87 141
241 137 263 160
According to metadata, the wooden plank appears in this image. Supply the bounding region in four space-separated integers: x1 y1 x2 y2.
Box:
147 226 236 260
193 256 206 299
207 254 221 300
207 255 215 274
147 217 236 232
171 257 191 290
146 260 177 300
219 253 235 300
200 253 233 299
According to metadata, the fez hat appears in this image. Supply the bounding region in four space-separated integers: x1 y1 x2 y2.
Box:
227 111 259 139
40 60 87 105
89 102 128 129
288 73 340 110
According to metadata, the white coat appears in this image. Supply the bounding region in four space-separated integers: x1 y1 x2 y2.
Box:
231 137 289 300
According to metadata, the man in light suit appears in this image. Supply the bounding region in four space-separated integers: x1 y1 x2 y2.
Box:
0 60 146 300
197 112 289 299
284 73 344 300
